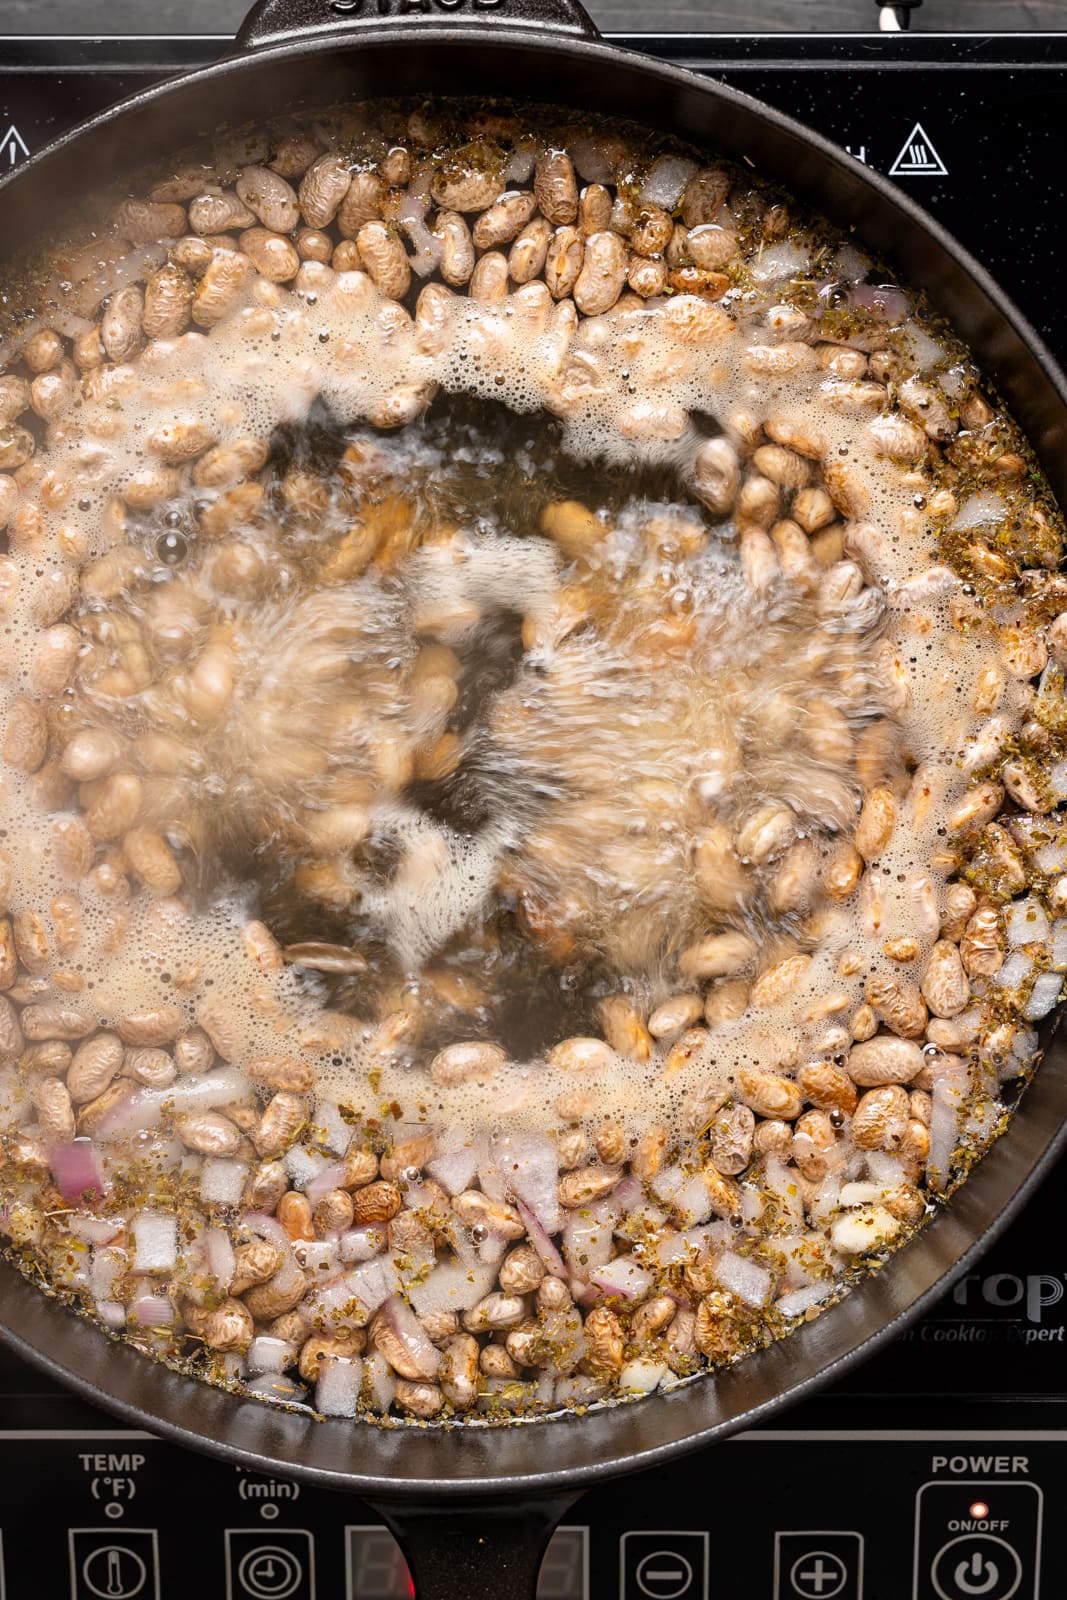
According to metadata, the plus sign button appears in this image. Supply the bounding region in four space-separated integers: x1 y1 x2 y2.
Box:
775 1533 863 1600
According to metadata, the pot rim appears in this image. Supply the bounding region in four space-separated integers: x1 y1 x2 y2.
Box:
0 21 1065 1499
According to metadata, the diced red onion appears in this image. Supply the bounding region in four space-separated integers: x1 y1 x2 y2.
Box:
495 1133 560 1236
504 146 536 182
130 1293 174 1327
650 1163 685 1207
863 1152 906 1187
130 1211 177 1274
67 1212 121 1246
166 1065 252 1114
849 281 908 322
339 1225 386 1264
540 1306 586 1372
203 1225 235 1289
378 1295 441 1379
951 489 1007 531
996 950 1033 992
806 1174 842 1227
569 135 615 184
516 1200 567 1279
48 1139 108 1203
316 1354 363 1417
590 1255 653 1301
714 1249 773 1307
476 1378 536 1413
750 240 811 284
554 1374 607 1407
476 1230 509 1267
303 1160 349 1207
612 1174 643 1211
476 1152 507 1203
95 1087 162 1143
218 1350 248 1381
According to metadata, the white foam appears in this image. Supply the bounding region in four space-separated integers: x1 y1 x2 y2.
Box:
0 210 1037 1146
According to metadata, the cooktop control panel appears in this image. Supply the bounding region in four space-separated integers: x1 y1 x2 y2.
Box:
0 1425 1058 1598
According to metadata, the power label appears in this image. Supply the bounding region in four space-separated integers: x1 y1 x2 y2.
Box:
914 1482 1043 1600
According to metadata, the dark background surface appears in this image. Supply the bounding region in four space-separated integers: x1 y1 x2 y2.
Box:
0 0 1062 36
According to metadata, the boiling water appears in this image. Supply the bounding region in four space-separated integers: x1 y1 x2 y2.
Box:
0 199 1031 1143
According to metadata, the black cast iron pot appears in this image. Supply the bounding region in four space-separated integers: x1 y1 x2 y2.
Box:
1 3 1066 1595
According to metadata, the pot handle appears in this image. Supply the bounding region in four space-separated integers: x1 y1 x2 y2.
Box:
236 0 601 49
365 1491 583 1600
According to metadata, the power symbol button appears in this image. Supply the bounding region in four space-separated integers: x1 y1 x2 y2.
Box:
931 1536 1022 1600
955 1551 999 1594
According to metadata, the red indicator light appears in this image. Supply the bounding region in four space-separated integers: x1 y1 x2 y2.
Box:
970 1501 990 1518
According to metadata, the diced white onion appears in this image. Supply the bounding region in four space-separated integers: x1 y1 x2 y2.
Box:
310 1100 352 1157
590 1255 653 1301
203 1225 236 1289
1006 897 1050 947
408 1258 497 1316
750 241 810 283
830 1205 902 1254
165 1065 251 1113
640 155 698 209
714 1250 773 1307
316 1354 363 1417
200 1159 248 1206
130 1211 177 1274
338 1225 386 1264
951 490 1006 530
1024 972 1062 1021
362 1350 397 1414
618 1357 668 1395
776 1282 836 1318
247 1336 296 1375
995 951 1033 991
285 1145 330 1192
293 1240 339 1277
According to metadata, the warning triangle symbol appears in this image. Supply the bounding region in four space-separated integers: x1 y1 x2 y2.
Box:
888 121 948 177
